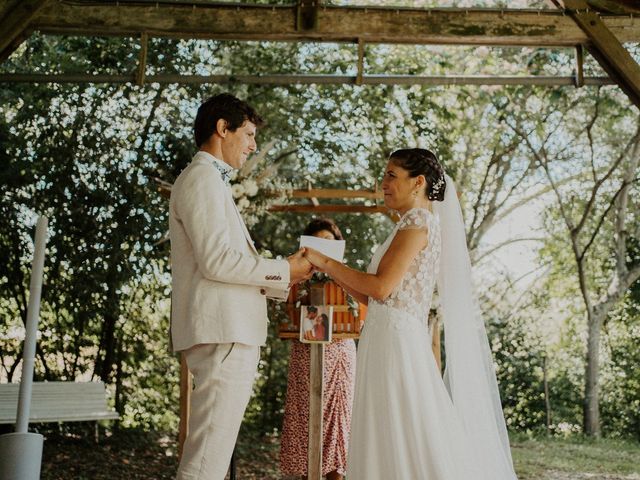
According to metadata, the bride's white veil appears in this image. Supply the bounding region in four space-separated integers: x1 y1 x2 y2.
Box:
433 174 518 479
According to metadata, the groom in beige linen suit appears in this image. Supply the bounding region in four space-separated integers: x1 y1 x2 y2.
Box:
170 93 312 480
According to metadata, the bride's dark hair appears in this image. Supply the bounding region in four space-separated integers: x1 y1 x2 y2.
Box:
389 148 446 202
303 217 344 241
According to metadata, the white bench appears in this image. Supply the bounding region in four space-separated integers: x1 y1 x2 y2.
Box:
0 381 119 424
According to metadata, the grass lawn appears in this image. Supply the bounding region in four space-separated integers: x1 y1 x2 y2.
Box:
37 427 640 479
511 435 640 480
233 433 640 480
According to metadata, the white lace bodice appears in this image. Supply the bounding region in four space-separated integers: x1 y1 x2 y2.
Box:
367 208 441 324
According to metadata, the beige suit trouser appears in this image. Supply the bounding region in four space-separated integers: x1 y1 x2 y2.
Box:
177 342 260 480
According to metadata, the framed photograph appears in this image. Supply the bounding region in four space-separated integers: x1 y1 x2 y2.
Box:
299 305 333 344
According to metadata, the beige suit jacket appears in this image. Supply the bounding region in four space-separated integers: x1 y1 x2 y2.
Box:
169 151 290 351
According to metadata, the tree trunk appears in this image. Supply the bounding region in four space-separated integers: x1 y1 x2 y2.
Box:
114 335 124 432
583 308 603 436
98 306 118 383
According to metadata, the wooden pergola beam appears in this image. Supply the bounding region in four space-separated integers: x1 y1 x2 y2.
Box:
269 205 387 214
22 3 640 47
585 0 640 14
564 0 640 107
291 188 383 200
3 2 638 105
0 0 48 61
0 73 615 86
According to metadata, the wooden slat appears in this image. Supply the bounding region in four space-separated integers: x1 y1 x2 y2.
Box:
0 381 119 424
25 4 640 47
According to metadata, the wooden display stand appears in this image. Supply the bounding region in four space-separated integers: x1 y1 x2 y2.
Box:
278 282 367 340
278 281 367 480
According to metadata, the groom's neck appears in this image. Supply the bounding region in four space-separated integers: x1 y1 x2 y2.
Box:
199 138 230 168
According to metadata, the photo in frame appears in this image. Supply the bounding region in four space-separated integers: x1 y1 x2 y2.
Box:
299 305 333 344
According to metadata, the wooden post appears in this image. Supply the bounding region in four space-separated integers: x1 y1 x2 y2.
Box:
574 44 585 88
178 353 191 460
308 343 324 480
564 0 640 107
431 316 442 373
296 0 319 31
356 38 365 86
136 32 148 86
543 354 551 434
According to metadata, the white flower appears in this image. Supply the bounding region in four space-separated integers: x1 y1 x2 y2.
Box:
231 183 245 199
237 197 250 211
525 95 542 114
4 325 25 341
476 46 490 58
243 179 259 197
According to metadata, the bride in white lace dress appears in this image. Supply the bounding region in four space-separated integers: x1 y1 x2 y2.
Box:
303 148 518 480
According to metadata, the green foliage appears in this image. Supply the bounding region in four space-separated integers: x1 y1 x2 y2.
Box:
600 300 640 440
0 36 177 428
486 301 547 433
2 32 639 443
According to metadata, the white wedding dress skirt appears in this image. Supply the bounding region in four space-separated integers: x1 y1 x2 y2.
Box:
346 303 485 480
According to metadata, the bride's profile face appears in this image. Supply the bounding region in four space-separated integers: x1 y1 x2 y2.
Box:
381 161 415 211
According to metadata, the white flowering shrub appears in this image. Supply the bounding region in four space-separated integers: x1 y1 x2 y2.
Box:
229 140 293 227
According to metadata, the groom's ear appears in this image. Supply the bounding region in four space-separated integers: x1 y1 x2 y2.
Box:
215 118 228 138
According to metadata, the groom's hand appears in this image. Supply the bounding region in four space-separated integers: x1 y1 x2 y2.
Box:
287 248 313 285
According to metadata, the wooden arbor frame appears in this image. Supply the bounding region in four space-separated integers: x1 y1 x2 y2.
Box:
1 1 640 106
270 183 387 214
4 0 640 478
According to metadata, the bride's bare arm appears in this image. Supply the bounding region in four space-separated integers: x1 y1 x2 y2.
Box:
304 228 428 302
332 279 369 306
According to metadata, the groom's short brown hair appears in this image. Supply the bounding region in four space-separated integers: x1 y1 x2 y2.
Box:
194 93 264 147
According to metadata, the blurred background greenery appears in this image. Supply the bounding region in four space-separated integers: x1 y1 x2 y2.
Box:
1 14 639 477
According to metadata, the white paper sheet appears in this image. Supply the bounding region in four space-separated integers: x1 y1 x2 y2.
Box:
299 235 345 262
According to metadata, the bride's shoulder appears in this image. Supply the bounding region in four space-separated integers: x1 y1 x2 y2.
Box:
398 207 435 230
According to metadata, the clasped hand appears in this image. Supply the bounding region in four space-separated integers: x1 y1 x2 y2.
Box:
287 247 331 286
287 248 313 285
301 247 329 270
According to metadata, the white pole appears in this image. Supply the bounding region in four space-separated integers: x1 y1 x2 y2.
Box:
15 216 48 433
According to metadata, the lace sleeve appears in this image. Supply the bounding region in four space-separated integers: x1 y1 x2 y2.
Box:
397 208 430 231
